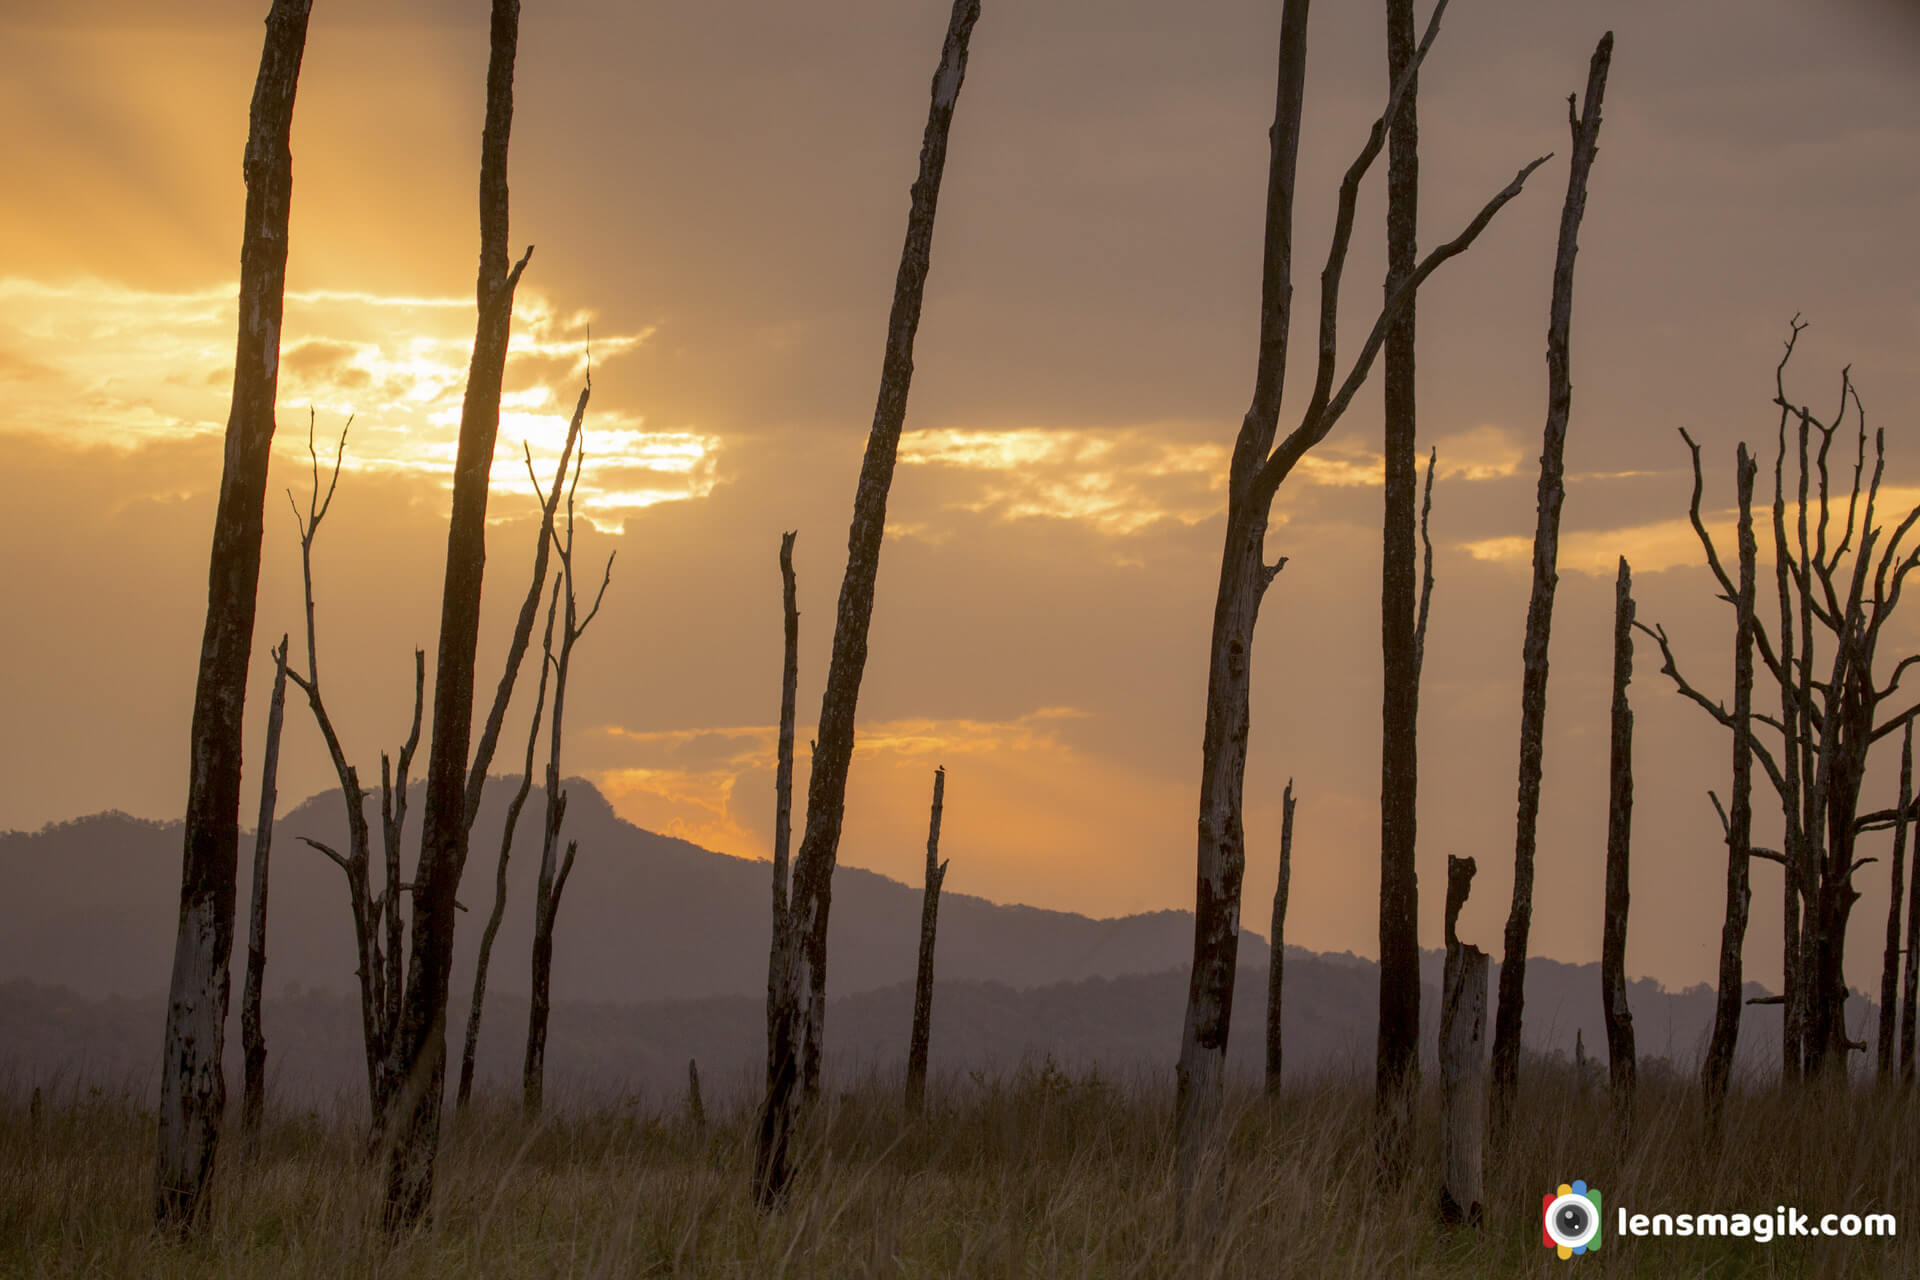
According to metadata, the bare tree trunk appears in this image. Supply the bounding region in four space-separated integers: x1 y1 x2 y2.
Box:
1439 855 1486 1227
1880 722 1912 1079
1490 32 1612 1136
1376 0 1422 1178
906 767 948 1113
241 636 290 1134
757 0 982 1209
1771 416 1807 1085
687 1059 706 1133
1602 558 1636 1115
1903 723 1920 1081
384 0 527 1229
1265 782 1296 1098
766 532 799 1089
155 0 311 1229
523 458 614 1117
1702 445 1758 1125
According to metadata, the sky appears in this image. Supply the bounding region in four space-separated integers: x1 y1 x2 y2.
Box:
2 0 1918 996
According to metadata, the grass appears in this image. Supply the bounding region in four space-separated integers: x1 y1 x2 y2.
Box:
1 1062 1915 1277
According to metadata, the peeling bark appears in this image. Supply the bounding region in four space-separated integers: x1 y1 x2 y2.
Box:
757 0 981 1209
156 0 311 1230
1602 559 1637 1113
241 635 290 1133
906 767 948 1113
384 0 525 1229
1265 781 1295 1097
1490 32 1612 1135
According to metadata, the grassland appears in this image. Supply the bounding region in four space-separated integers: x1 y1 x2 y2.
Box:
2 1061 1915 1277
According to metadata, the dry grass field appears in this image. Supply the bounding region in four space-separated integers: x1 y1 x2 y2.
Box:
2 1061 1915 1277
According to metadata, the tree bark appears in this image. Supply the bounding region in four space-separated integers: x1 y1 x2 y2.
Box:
155 0 311 1230
1439 855 1486 1227
1490 32 1612 1136
1601 559 1637 1113
1902 721 1920 1081
766 532 799 1089
757 0 981 1209
1879 722 1912 1079
687 1059 706 1134
906 767 948 1113
384 0 525 1229
1702 445 1758 1126
1265 781 1295 1097
1376 0 1422 1176
241 635 290 1133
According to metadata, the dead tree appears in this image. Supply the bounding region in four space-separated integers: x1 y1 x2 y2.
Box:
1601 559 1637 1112
1376 0 1423 1170
1879 723 1912 1079
241 635 290 1133
1903 724 1920 1079
155 0 312 1229
687 1059 707 1133
906 767 949 1113
757 0 983 1209
523 449 615 1116
766 532 800 1087
1265 782 1296 1098
384 0 528 1229
1701 446 1758 1125
1438 854 1486 1227
280 420 423 1144
456 392 586 1110
1176 0 1546 1208
1640 322 1920 1081
1489 32 1612 1136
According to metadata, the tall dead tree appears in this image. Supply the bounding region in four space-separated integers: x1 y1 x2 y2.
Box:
384 0 529 1227
155 0 311 1229
523 450 614 1116
456 391 585 1110
1265 782 1296 1097
1175 0 1546 1207
906 766 949 1113
1878 723 1912 1078
766 532 800 1087
1640 323 1920 1081
1601 558 1637 1111
757 0 983 1209
1489 32 1612 1136
241 635 290 1133
1438 855 1486 1227
1376 0 1423 1170
1903 724 1920 1079
1701 446 1759 1125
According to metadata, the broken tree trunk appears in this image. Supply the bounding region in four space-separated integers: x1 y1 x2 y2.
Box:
906 767 949 1113
766 532 800 1088
1880 723 1912 1079
384 0 528 1230
1490 32 1612 1137
1376 0 1423 1178
1602 558 1637 1113
1439 854 1486 1227
155 0 312 1230
241 635 291 1133
1265 782 1296 1098
1702 445 1758 1126
756 0 982 1209
1903 721 1920 1080
688 1059 706 1133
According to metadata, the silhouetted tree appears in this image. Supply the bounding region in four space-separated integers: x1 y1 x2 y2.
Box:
1438 854 1486 1227
155 0 312 1230
523 448 614 1116
907 767 948 1113
1490 32 1612 1135
1902 724 1920 1080
1265 781 1295 1098
766 531 799 1089
757 0 983 1209
241 635 290 1133
1602 558 1637 1114
1175 0 1545 1209
1879 724 1911 1079
385 0 530 1228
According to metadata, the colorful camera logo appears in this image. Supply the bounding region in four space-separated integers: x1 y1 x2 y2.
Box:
1543 1180 1602 1258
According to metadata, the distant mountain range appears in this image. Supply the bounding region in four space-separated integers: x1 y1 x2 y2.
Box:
0 780 1868 1108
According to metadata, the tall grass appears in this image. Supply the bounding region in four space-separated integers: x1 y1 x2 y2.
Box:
1 1061 1914 1277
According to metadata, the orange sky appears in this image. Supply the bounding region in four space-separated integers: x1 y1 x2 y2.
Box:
3 0 1919 994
